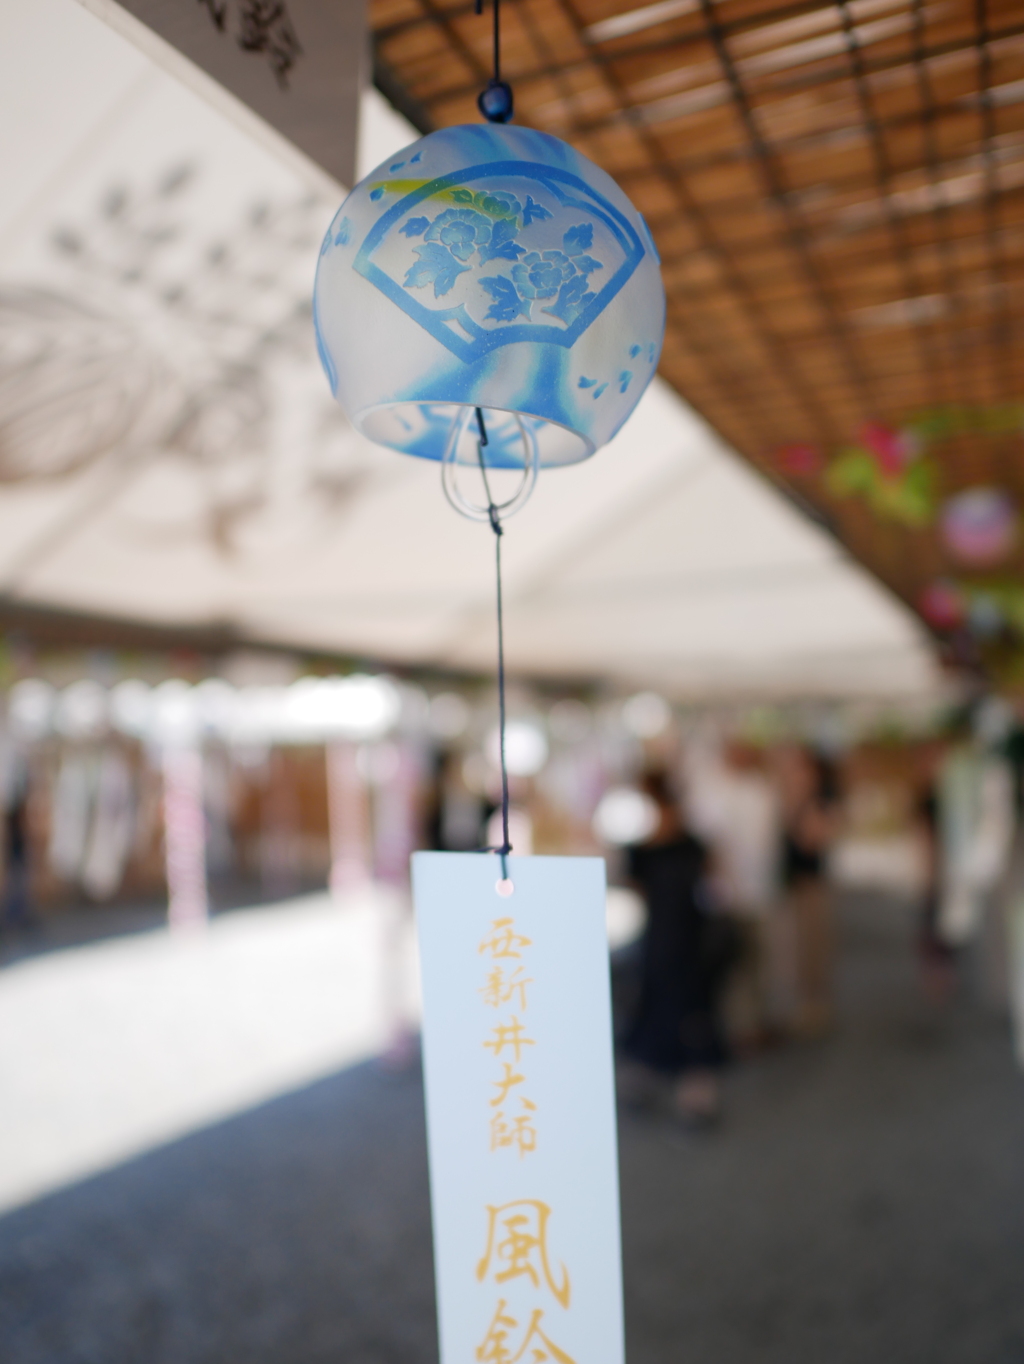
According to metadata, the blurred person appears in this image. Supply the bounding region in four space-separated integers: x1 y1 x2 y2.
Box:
778 746 841 1038
527 777 579 855
690 740 782 1050
620 770 726 1125
372 742 429 1073
915 760 956 1005
936 708 1014 955
80 745 135 901
1 749 34 936
326 740 372 893
48 748 93 886
428 749 484 851
485 804 533 855
1002 714 1024 1066
202 744 237 881
935 704 1015 1014
370 741 424 886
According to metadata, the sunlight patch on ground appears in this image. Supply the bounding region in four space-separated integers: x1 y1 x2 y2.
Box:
0 890 418 1214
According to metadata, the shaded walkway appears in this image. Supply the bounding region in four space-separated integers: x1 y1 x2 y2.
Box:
620 895 1024 1364
1 894 1023 1363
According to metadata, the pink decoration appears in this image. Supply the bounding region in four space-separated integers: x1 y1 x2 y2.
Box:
919 580 966 631
859 422 918 477
774 443 822 476
940 487 1018 566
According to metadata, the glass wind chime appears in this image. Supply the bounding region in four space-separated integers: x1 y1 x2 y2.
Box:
313 0 666 870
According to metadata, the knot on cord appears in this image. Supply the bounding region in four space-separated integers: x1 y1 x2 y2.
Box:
475 408 505 538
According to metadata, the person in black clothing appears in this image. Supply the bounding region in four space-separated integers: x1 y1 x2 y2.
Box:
621 771 725 1124
915 753 957 1004
779 746 840 1037
1 757 34 936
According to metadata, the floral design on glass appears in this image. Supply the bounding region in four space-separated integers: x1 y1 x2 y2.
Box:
424 209 492 261
399 189 605 329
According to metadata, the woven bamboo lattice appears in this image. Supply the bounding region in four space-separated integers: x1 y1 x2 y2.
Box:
370 0 1024 682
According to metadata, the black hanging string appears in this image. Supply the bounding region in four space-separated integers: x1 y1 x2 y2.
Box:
469 0 512 878
473 0 498 76
475 0 513 123
471 0 509 878
473 407 512 881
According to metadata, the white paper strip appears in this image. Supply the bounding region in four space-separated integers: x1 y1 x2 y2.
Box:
413 851 624 1364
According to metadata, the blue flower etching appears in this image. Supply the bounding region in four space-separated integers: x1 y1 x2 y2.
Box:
424 208 492 261
404 241 469 297
480 275 531 322
562 223 593 255
350 144 652 369
478 219 525 263
472 189 522 219
522 195 552 226
543 274 595 324
513 250 575 302
396 192 611 332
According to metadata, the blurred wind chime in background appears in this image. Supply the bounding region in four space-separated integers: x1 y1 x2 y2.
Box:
313 2 664 1362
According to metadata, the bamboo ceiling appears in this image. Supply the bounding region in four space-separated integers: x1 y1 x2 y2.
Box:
370 0 1024 683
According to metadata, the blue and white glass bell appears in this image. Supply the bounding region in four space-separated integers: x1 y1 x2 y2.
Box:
314 123 665 477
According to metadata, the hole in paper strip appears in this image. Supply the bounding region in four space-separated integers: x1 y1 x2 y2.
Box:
496 878 514 897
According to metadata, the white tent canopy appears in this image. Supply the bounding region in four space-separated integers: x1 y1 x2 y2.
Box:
0 0 939 699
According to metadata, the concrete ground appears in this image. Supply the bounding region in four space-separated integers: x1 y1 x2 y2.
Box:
0 890 418 1213
1 893 1023 1364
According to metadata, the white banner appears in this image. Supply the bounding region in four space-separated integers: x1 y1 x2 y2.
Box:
413 852 624 1364
93 0 366 186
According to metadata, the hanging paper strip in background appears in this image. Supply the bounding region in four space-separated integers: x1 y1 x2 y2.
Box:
412 851 623 1364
